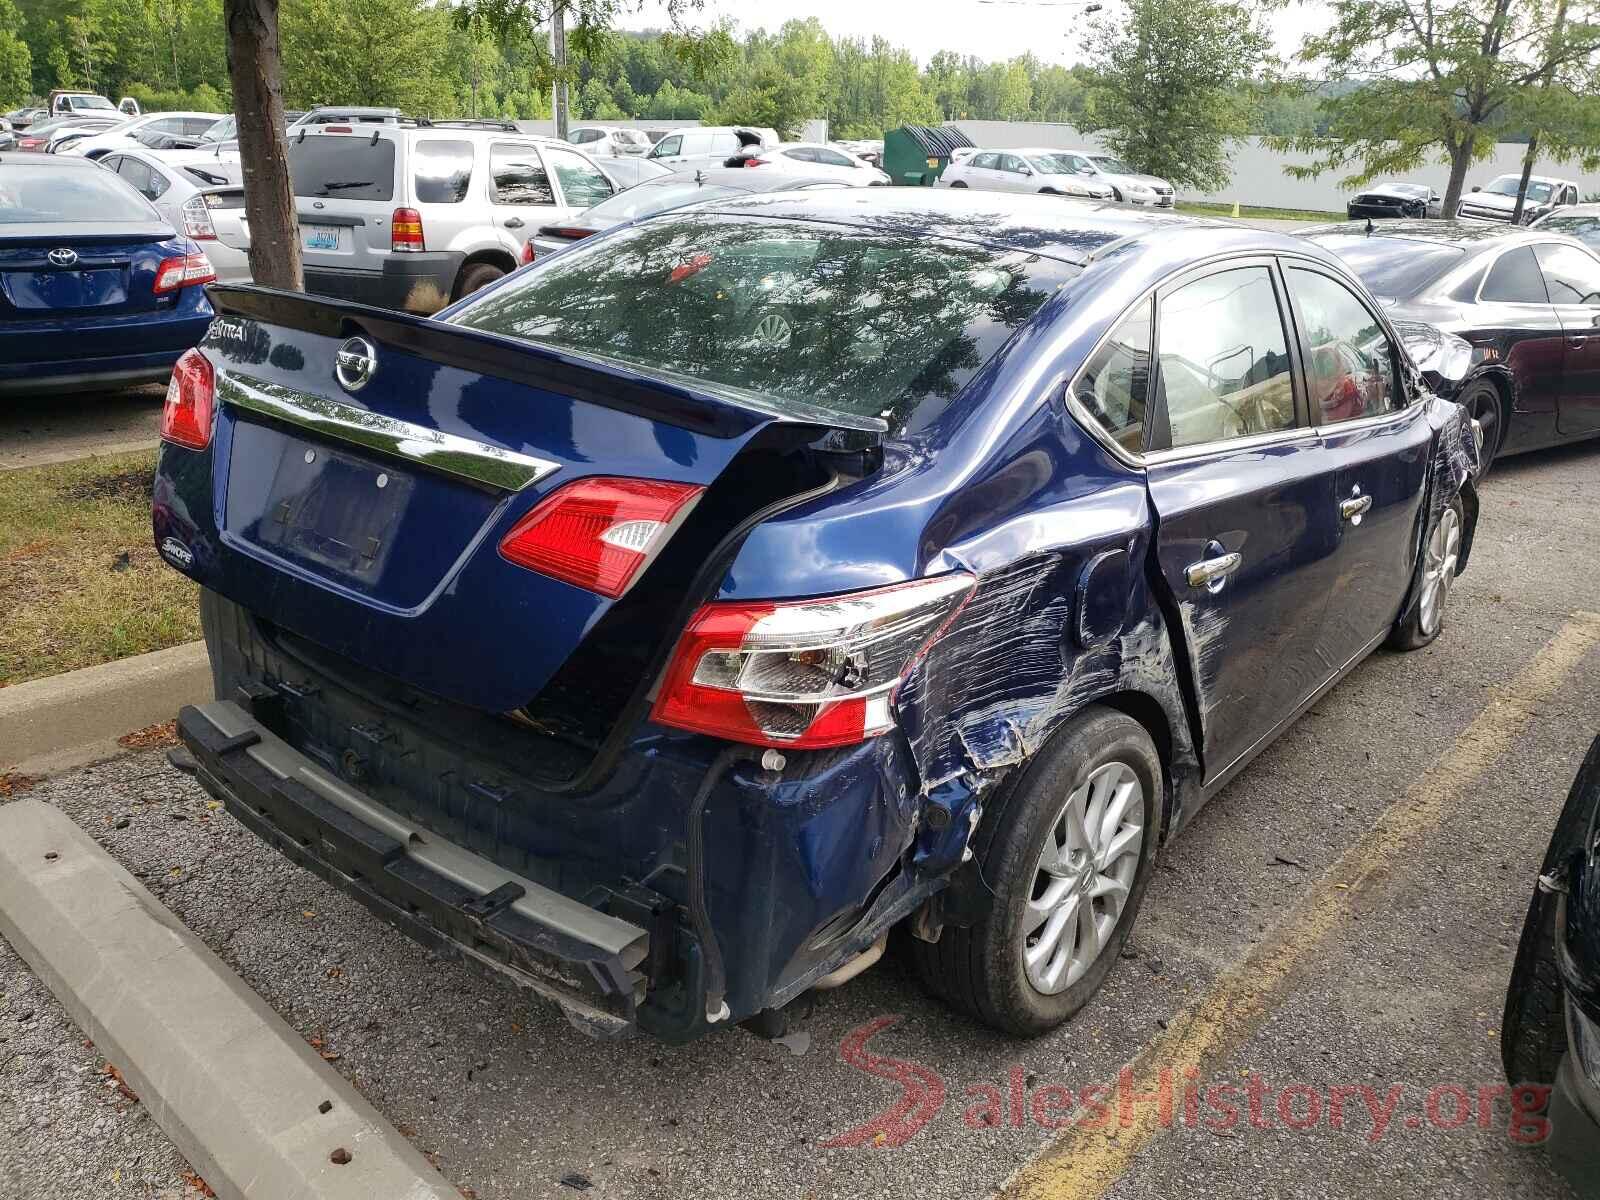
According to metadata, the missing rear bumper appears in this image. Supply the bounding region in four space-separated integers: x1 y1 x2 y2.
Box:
177 700 650 1037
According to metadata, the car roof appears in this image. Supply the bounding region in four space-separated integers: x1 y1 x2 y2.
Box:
1302 219 1526 249
690 186 1312 267
0 152 104 170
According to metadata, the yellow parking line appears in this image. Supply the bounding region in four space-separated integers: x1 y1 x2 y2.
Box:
1002 611 1600 1200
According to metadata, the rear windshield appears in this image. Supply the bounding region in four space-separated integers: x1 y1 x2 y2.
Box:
581 179 746 222
450 214 1073 434
0 166 155 223
288 134 396 201
1307 235 1467 299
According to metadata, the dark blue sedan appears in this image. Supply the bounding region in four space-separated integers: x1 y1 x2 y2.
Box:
155 190 1479 1042
0 154 216 395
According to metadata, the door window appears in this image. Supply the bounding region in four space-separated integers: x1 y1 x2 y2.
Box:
784 147 818 163
570 129 604 145
412 140 474 204
1534 242 1600 306
999 154 1025 174
1287 268 1401 423
650 134 682 159
813 147 856 168
970 152 998 170
1152 266 1297 450
180 117 218 136
489 143 555 205
542 147 614 208
1072 299 1152 454
116 155 167 201
1480 246 1549 303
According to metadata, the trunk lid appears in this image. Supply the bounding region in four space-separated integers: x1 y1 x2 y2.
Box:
0 222 176 316
163 285 879 715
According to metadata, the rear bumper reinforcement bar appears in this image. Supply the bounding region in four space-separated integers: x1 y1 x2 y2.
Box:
177 700 649 1037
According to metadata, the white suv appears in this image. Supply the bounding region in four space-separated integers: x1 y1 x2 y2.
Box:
286 121 617 313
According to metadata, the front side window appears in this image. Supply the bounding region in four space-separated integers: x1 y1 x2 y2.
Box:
999 154 1025 174
784 147 817 163
449 215 1073 436
650 135 682 158
412 140 474 204
1481 246 1549 303
1153 266 1296 450
570 129 603 145
1073 299 1152 454
489 144 555 206
542 147 613 209
1287 268 1400 424
1534 242 1600 305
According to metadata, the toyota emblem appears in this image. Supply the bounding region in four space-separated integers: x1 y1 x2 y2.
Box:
334 336 378 392
47 247 78 268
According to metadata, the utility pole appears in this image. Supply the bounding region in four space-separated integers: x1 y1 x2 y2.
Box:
551 0 568 139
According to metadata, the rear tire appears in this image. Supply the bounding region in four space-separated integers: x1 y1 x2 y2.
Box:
949 180 968 188
1388 496 1463 651
913 707 1162 1036
454 262 506 301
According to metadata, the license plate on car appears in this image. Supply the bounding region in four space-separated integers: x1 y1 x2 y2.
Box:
303 225 339 251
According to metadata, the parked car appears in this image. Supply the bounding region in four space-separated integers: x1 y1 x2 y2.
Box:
6 106 47 130
522 167 847 262
836 139 883 169
156 191 1478 1044
0 155 215 395
1531 202 1600 251
737 142 891 185
46 90 118 117
118 97 142 116
0 118 13 153
14 115 114 152
97 148 251 282
285 123 617 311
1458 174 1580 224
37 118 121 154
594 155 673 191
1503 735 1600 1200
938 147 1117 200
1303 220 1600 471
645 126 780 173
1069 149 1175 207
58 111 226 159
1347 182 1443 220
567 125 653 157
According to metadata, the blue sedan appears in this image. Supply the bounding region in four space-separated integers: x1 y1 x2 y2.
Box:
0 154 215 395
155 190 1479 1042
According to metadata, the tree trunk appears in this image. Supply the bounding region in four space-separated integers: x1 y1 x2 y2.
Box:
551 2 568 139
1441 136 1475 219
224 0 301 292
1511 135 1540 225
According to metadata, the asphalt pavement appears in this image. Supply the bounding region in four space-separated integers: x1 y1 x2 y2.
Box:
0 386 162 471
2 441 1597 1200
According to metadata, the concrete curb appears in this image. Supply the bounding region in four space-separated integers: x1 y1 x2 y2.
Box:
0 437 159 472
0 799 460 1200
1 641 211 776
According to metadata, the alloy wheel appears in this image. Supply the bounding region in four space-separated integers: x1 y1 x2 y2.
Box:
1021 761 1144 995
751 313 792 349
1418 506 1462 637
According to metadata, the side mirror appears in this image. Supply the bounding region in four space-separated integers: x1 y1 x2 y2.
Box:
1021 166 1033 176
1471 186 1481 192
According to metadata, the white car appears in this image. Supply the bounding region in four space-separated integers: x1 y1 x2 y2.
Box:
567 125 653 157
58 111 226 160
938 148 1115 200
741 142 890 185
1061 149 1175 208
96 148 252 282
645 126 781 174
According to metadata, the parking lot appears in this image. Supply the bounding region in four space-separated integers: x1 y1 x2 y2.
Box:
0 434 1591 1199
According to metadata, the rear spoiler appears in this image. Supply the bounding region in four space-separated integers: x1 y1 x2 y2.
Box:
208 284 885 445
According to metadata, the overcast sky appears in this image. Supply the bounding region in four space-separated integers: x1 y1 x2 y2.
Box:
617 1 1335 71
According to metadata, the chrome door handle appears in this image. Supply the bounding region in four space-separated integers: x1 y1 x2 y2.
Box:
1184 552 1242 590
1569 336 1588 350
1340 495 1373 521
503 217 525 229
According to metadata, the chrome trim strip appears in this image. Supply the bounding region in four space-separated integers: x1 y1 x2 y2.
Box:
1144 427 1316 466
217 371 561 492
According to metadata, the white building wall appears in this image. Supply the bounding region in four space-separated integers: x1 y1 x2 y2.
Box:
947 121 1596 211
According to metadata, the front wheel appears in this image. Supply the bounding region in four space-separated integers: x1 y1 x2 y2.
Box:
913 707 1163 1036
1459 380 1504 476
948 179 968 188
1388 496 1463 651
454 262 506 301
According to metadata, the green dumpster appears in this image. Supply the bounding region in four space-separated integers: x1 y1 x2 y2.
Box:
882 125 975 187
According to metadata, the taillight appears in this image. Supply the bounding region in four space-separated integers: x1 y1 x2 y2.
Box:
499 477 703 599
519 241 535 266
742 156 770 167
391 207 425 252
181 194 216 240
160 348 215 450
152 251 216 293
323 124 353 133
651 573 976 750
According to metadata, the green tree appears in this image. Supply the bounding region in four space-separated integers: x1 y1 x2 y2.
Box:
1273 0 1600 218
1080 0 1273 190
281 0 456 112
0 0 33 104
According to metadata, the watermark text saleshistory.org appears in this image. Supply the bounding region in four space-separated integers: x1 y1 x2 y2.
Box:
822 1016 1553 1149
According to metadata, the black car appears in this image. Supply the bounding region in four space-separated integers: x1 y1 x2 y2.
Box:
1346 181 1442 221
1503 737 1600 1199
1304 220 1600 471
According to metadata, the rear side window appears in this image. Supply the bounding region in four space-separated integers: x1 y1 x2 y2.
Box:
1074 300 1151 454
490 144 555 206
1286 268 1400 424
1534 242 1600 305
117 156 167 201
570 129 603 145
288 134 396 201
543 147 612 209
413 140 474 204
0 165 156 223
1480 246 1548 303
1153 266 1296 451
